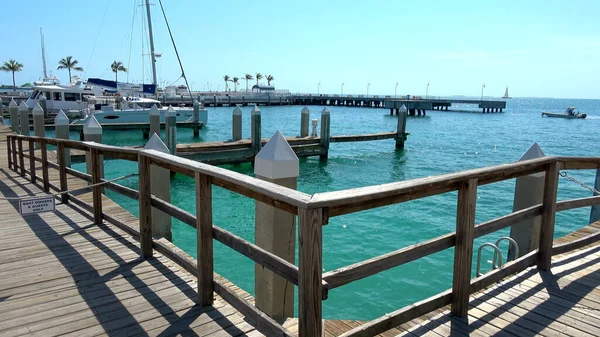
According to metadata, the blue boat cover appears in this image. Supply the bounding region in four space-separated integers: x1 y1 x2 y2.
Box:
87 78 156 94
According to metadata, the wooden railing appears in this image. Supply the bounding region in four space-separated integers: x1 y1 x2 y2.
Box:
6 133 600 337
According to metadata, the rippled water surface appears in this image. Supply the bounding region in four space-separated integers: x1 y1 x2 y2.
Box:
68 97 600 319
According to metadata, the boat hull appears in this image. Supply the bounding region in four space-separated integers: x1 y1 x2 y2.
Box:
541 112 586 119
73 108 206 125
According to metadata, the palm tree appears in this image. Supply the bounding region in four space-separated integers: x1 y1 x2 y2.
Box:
0 60 24 91
255 73 263 86
57 56 83 82
232 77 240 92
223 75 231 91
266 74 274 86
244 74 253 92
110 61 127 87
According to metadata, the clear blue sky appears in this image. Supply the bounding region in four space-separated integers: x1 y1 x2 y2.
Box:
2 0 599 98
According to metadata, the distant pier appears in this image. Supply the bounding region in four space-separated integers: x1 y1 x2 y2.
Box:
161 94 507 114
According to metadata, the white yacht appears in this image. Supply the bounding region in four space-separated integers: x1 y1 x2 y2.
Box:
26 84 201 124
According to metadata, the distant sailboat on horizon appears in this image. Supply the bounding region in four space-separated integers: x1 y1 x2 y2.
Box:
503 86 511 99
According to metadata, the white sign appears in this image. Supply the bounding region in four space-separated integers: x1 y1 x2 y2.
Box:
19 196 55 215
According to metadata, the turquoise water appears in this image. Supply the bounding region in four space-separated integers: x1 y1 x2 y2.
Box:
67 98 599 320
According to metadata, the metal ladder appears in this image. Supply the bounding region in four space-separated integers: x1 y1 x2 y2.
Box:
476 237 519 277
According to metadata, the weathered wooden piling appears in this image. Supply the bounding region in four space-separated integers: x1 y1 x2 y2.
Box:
396 104 408 149
9 99 18 132
33 103 45 147
18 101 30 136
165 106 177 155
193 99 200 122
39 94 47 116
145 134 172 241
254 130 299 320
232 106 242 141
301 106 310 137
84 115 104 188
320 107 330 159
590 169 600 224
509 143 545 260
149 104 160 139
251 105 262 154
55 110 71 168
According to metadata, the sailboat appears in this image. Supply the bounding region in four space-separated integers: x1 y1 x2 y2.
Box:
502 87 511 99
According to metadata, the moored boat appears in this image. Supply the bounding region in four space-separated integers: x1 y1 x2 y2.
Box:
542 107 586 119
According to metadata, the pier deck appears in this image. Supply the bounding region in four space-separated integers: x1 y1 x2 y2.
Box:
2 124 600 336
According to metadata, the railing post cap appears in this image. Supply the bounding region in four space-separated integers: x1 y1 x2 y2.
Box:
251 105 261 115
149 104 160 116
399 104 408 112
9 98 17 107
18 101 29 110
55 110 69 125
519 142 545 161
233 106 242 115
321 107 330 115
166 105 176 117
32 102 44 116
301 106 310 114
83 115 102 134
255 130 299 179
144 133 170 153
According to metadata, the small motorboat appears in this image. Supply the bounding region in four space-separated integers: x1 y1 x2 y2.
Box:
542 107 586 119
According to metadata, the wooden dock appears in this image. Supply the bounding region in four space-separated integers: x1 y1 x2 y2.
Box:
50 132 400 165
3 124 600 337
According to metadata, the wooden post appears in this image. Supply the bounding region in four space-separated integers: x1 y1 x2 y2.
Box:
254 131 299 319
55 110 71 168
57 142 69 204
509 143 545 260
84 115 104 190
144 134 172 240
33 103 45 148
165 106 177 155
251 105 262 154
28 139 36 183
91 148 102 224
18 137 25 177
537 161 559 271
18 101 30 136
11 136 17 172
319 107 330 159
298 207 323 337
396 104 408 149
195 172 214 306
301 106 310 137
138 153 153 258
7 136 12 170
149 104 160 139
232 106 242 141
40 139 49 192
193 99 200 122
590 169 600 224
451 178 477 317
8 99 18 133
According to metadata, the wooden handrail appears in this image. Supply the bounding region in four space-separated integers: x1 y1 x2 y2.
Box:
8 132 600 337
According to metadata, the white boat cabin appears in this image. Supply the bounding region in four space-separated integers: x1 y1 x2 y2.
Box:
29 84 101 113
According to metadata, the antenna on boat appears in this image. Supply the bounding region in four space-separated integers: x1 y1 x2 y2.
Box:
145 0 158 97
40 28 48 80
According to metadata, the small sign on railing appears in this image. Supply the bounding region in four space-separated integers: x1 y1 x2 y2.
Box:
19 196 55 215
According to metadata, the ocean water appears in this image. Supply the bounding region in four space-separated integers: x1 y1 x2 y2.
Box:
66 97 599 320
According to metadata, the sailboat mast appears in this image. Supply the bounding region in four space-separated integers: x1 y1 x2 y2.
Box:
145 0 158 92
40 28 48 79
